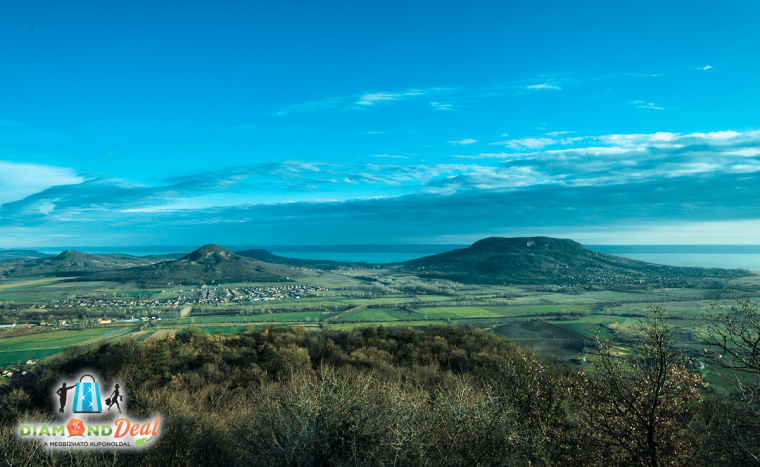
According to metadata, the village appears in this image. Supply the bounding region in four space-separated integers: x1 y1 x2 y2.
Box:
30 284 328 311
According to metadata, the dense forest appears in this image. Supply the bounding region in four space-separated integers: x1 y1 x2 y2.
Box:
1 299 759 466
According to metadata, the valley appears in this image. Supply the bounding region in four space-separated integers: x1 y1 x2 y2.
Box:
1 237 757 391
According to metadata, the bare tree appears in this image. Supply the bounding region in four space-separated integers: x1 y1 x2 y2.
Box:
577 305 703 467
694 294 760 466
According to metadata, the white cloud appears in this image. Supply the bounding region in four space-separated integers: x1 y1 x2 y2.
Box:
371 154 409 159
5 129 760 236
526 83 561 90
357 92 402 105
430 102 455 111
727 148 760 157
277 87 453 114
489 136 583 150
687 130 742 141
633 101 664 110
0 161 84 206
701 65 713 70
599 132 678 147
448 139 478 145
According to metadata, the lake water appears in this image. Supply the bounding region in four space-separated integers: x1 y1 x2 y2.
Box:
271 251 760 270
588 246 760 270
614 253 760 270
268 252 432 263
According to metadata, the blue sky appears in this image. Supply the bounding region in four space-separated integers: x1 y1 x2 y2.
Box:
1 0 760 247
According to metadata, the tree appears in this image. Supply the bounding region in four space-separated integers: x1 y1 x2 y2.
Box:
694 294 760 466
153 341 170 375
697 293 760 375
258 344 276 373
576 306 703 466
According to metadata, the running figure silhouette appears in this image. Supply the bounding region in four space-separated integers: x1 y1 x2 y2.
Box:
56 382 76 413
107 384 122 413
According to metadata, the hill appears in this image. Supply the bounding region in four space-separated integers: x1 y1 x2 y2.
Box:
399 236 751 288
81 244 300 287
0 250 161 278
0 250 53 261
236 248 371 270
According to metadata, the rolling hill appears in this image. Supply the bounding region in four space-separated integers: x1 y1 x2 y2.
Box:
0 250 53 261
399 236 751 288
80 244 300 287
0 250 162 278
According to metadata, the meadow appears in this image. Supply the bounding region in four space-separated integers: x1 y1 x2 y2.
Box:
0 327 134 366
1 268 759 385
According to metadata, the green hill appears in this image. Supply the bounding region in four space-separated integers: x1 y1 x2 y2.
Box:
0 250 161 278
0 250 52 261
80 244 300 287
400 236 750 288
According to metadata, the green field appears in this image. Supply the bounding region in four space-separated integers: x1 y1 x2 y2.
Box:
549 321 613 338
0 328 130 352
201 326 251 334
1 265 756 370
488 321 588 358
329 320 442 331
176 311 334 324
489 321 587 341
410 306 504 319
0 348 64 367
0 327 134 366
337 308 424 322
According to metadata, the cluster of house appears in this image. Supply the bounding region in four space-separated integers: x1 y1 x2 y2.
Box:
202 284 327 303
1 364 31 378
37 316 162 327
34 284 328 310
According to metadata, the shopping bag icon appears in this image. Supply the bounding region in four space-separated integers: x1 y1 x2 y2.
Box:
72 374 103 413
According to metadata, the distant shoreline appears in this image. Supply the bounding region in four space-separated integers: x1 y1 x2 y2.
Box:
3 245 760 270
4 244 760 255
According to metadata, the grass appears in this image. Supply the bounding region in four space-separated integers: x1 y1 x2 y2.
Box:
329 320 443 330
0 326 137 367
0 328 129 352
0 272 752 370
0 278 68 291
489 321 587 341
177 311 333 324
337 308 425 322
488 321 589 358
548 321 613 338
411 306 504 319
202 326 253 334
0 348 63 366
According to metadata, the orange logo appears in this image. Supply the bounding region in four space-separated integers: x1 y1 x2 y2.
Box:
66 418 85 436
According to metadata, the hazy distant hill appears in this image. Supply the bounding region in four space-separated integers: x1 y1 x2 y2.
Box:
141 253 186 261
0 250 53 261
0 250 161 278
82 244 300 287
400 236 751 288
236 248 371 270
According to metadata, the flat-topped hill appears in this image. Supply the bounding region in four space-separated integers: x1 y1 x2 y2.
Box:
400 236 750 288
81 244 300 287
